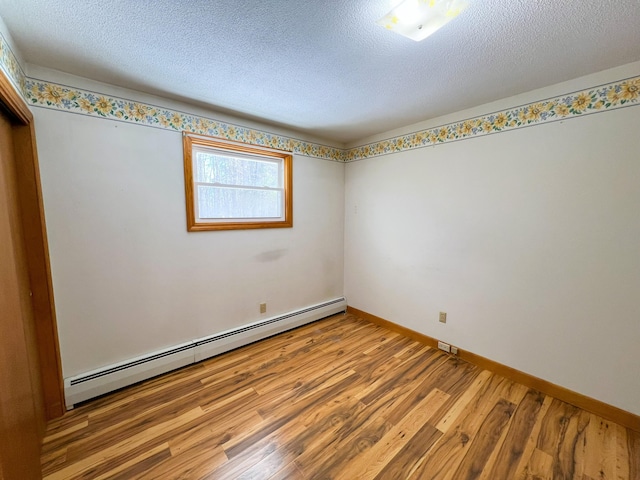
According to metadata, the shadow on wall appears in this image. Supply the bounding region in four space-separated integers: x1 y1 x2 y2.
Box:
254 249 288 262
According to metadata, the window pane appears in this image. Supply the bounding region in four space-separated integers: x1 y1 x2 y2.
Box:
195 151 280 188
185 136 292 231
197 186 283 219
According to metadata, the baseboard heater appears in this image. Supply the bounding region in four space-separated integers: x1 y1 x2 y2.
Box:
64 297 347 407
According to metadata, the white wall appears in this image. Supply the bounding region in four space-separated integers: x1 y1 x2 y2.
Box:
345 66 640 415
0 15 23 68
34 96 344 378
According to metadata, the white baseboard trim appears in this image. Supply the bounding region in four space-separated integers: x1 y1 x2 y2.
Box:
64 297 346 407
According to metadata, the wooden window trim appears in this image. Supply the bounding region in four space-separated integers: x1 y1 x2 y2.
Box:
183 133 293 231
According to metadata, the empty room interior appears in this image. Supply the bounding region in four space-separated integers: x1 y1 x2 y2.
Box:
1 1 639 479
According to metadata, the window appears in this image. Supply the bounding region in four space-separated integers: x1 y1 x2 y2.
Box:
183 134 293 231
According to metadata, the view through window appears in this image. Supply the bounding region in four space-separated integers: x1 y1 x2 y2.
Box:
183 134 293 231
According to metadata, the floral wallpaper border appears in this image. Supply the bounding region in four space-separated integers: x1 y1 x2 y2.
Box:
2 30 639 163
0 30 27 101
24 78 346 162
346 75 640 161
25 75 640 163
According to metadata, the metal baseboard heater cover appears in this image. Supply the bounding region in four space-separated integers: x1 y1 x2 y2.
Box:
64 297 347 407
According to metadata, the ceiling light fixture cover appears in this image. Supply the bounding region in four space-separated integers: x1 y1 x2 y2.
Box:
377 0 470 41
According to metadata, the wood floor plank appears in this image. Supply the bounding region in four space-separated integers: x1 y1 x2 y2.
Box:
362 330 401 355
291 356 428 476
223 372 362 459
469 381 531 480
484 388 546 479
536 398 579 457
105 447 173 480
392 341 424 360
43 407 204 479
333 388 450 480
373 422 443 479
536 397 591 479
356 345 443 406
85 363 211 420
385 355 479 428
268 461 305 480
135 441 227 480
43 411 89 432
42 420 89 445
76 361 209 419
584 414 616 480
615 424 630 480
214 425 307 479
451 398 516 480
250 345 362 398
293 392 403 476
40 448 67 474
61 380 245 464
256 366 360 420
410 374 515 480
302 414 393 479
522 448 554 480
234 442 304 480
39 313 637 480
512 394 554 480
93 443 171 480
168 409 264 457
627 428 640 480
49 364 252 460
240 394 368 478
435 369 492 433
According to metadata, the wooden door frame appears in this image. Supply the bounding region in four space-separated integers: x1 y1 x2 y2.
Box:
0 71 65 419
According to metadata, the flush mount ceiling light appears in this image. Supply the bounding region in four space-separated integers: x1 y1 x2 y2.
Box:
377 0 470 41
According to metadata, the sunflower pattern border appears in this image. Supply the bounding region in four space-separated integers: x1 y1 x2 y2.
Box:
24 78 346 162
0 31 27 100
346 76 640 161
25 75 640 163
2 31 638 163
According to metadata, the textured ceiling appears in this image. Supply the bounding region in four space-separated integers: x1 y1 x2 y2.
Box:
1 0 639 144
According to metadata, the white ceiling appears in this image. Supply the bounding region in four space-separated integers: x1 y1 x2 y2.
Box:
1 0 639 144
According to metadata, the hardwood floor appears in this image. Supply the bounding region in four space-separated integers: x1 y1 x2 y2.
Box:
41 313 640 479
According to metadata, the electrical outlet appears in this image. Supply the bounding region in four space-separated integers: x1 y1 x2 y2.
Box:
439 312 447 323
260 303 267 314
437 341 451 353
451 346 458 355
